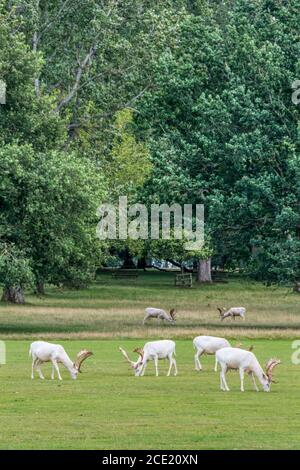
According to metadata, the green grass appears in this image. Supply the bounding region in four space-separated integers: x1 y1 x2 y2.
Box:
0 339 299 449
1 273 300 449
0 272 300 339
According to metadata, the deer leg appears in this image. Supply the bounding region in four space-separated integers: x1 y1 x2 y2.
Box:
250 372 259 392
51 360 62 380
220 364 230 391
194 348 203 371
51 365 55 380
173 357 178 376
214 355 218 372
154 355 159 376
36 360 45 380
220 371 225 391
167 354 173 376
31 357 38 379
143 314 149 324
239 367 245 392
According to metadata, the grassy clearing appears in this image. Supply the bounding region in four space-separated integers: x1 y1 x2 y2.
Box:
0 339 298 450
0 272 300 339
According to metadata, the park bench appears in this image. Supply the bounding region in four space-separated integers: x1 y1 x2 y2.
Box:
174 273 193 288
211 270 229 283
111 269 139 279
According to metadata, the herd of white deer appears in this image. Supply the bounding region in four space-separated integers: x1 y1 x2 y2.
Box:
29 305 281 392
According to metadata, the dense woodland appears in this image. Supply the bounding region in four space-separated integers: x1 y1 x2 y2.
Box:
0 0 300 302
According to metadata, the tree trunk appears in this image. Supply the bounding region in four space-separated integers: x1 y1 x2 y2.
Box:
35 280 45 295
293 282 300 293
1 286 25 304
122 248 136 269
137 257 147 270
197 258 212 283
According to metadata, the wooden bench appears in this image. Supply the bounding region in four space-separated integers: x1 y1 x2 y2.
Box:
211 271 229 283
111 269 139 279
174 273 193 288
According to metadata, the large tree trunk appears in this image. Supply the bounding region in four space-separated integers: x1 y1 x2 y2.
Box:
197 258 212 283
1 286 25 304
35 280 45 295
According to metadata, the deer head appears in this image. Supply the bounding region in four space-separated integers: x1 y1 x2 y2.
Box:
218 307 226 320
119 346 143 376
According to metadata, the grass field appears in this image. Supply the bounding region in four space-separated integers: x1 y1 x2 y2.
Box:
0 272 300 340
0 339 298 450
0 272 300 449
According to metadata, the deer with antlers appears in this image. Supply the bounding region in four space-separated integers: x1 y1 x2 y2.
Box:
119 340 177 377
29 341 93 380
215 347 280 392
218 307 246 321
143 307 176 324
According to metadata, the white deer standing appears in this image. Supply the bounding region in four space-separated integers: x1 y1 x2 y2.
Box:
193 335 231 372
216 347 280 392
29 341 93 380
143 307 176 324
119 340 177 377
218 307 246 321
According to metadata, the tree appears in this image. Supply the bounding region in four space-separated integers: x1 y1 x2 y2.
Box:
0 7 106 301
136 0 300 284
0 245 34 303
0 143 105 300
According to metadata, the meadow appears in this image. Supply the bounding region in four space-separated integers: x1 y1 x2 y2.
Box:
0 272 300 449
0 272 300 340
0 339 299 450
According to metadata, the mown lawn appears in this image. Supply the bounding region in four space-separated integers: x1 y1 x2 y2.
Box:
0 272 300 339
0 339 299 449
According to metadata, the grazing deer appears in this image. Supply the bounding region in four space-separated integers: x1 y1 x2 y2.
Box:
119 340 177 377
215 347 280 392
193 336 231 371
143 307 176 324
29 341 93 380
218 307 246 321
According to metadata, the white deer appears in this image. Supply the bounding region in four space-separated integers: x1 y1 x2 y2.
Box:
29 341 93 380
143 307 176 324
218 307 246 321
193 335 231 372
119 340 177 377
216 347 280 392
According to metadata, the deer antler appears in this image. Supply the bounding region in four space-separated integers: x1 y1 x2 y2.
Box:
119 347 134 365
265 358 281 382
133 347 144 359
169 309 176 320
75 349 93 372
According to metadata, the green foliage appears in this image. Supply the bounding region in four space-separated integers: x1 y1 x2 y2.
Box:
0 244 34 289
0 143 106 290
137 0 300 282
106 109 151 197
